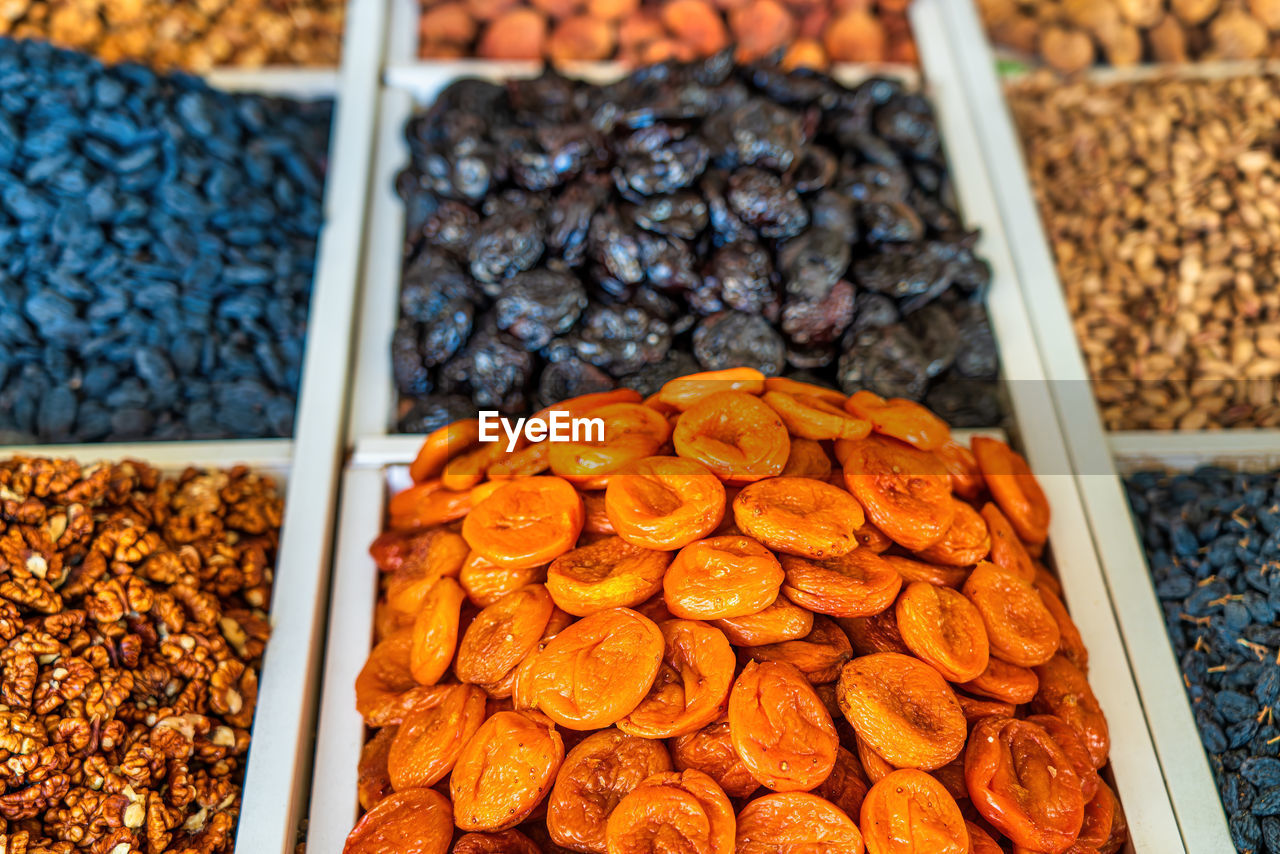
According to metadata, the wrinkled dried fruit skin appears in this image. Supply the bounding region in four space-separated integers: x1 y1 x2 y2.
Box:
735 791 865 853
453 829 544 854
895 581 989 682
674 391 790 484
816 746 871 819
972 437 1050 546
605 769 736 854
842 435 955 551
732 477 863 559
1033 654 1110 770
713 594 814 647
358 726 398 811
387 683 487 790
548 537 673 616
619 619 736 738
982 502 1036 583
463 477 586 569
410 576 468 685
672 715 761 799
548 728 673 853
738 615 852 684
960 656 1040 705
456 584 555 684
605 456 726 550
1025 714 1101 804
860 769 969 854
664 536 784 619
963 562 1060 668
845 390 950 451
344 788 453 854
780 549 902 618
915 499 991 567
1038 586 1088 674
728 660 838 791
451 710 565 831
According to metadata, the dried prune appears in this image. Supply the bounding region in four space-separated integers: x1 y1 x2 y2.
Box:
693 311 786 376
727 167 809 239
495 270 588 350
838 325 930 401
693 242 778 318
556 303 672 377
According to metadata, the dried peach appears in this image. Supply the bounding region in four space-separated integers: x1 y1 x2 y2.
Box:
605 769 735 854
859 769 969 854
387 683 487 790
844 391 949 451
712 594 813 647
664 535 784 620
780 549 902 618
619 619 736 738
735 791 864 853
732 476 863 559
963 562 1059 668
452 710 564 831
605 456 726 550
462 476 584 569
343 787 452 854
895 581 989 683
728 660 838 792
972 437 1050 546
842 434 954 551
674 391 790 484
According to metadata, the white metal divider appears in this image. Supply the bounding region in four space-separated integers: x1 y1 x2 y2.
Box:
234 0 386 848
928 1 1234 850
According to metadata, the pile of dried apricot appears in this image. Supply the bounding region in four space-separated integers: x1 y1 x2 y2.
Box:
346 369 1126 854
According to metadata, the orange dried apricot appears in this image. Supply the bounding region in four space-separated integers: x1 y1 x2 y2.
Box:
1039 586 1088 673
387 683 487 790
842 434 954 551
963 562 1060 668
880 554 967 589
1026 713 1101 803
452 830 543 854
383 529 469 615
837 610 911 657
356 632 454 726
672 714 761 799
937 439 984 501
409 418 481 484
547 536 672 616
532 388 644 425
442 441 507 492
357 726 396 810
547 729 673 853
581 490 617 535
855 733 895 784
664 535 784 620
960 656 1040 705
528 607 665 730
982 502 1036 582
451 710 564 831
844 391 949 451
712 594 813 647
462 476 584 569
1070 780 1120 852
732 476 863 558
972 436 1050 546
674 391 790 483
762 390 872 441
738 615 852 684
455 584 555 685
965 716 1085 853
836 652 966 771
763 376 847 405
815 745 871 819
780 436 834 478
956 693 1016 723
853 518 894 553
779 550 902 618
387 479 472 531
728 660 838 792
1032 654 1110 769
409 576 466 685
658 367 765 410
605 768 735 854
619 619 735 738
343 787 453 854
735 791 865 853
967 821 1004 854
895 581 990 682
915 498 991 567
458 549 545 607
860 769 969 854
549 403 672 488
487 441 551 479
605 456 726 550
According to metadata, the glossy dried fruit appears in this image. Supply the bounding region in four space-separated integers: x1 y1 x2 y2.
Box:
387 683 487 790
383 530 470 615
964 716 1085 853
972 436 1050 546
963 562 1060 668
728 660 838 791
460 549 548 606
605 456 726 550
672 714 761 799
816 746 872 819
410 576 467 685
451 710 565 831
657 368 766 410
982 502 1036 583
547 729 673 853
735 791 865 853
860 769 968 854
456 584 555 685
842 434 954 551
1039 586 1089 674
674 391 790 483
762 390 872 441
895 581 989 683
463 476 585 568
453 830 544 854
739 615 852 684
845 390 950 451
605 769 735 854
937 439 983 500
344 788 453 854
528 607 665 729
880 554 967 589
713 594 814 647
620 619 736 738
1033 654 1110 770
960 656 1040 705
915 498 991 567
1025 714 1101 804
781 437 834 478
838 610 911 657
357 632 452 726
837 652 966 771
547 536 672 616
358 726 397 810
732 476 864 558
664 535 784 619
549 403 673 487
388 479 473 530
780 549 902 618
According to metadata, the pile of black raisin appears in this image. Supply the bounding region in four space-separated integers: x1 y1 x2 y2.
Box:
0 38 332 444
1126 468 1280 853
392 54 1002 433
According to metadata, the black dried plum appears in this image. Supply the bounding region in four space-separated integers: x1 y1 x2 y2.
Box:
711 99 804 171
850 292 900 333
778 228 850 302
838 324 929 401
392 320 433 397
726 167 808 240
780 279 855 347
851 243 952 302
494 270 587 351
905 304 958 378
861 200 925 244
626 191 708 240
639 232 699 293
553 303 671 377
547 176 609 267
468 205 544 288
925 378 1002 428
397 394 476 434
590 205 645 285
400 251 475 322
440 317 535 412
692 311 785 376
874 93 940 161
785 344 836 370
419 200 479 256
619 351 701 398
952 302 1000 380
536 358 615 409
616 129 709 196
692 242 777 318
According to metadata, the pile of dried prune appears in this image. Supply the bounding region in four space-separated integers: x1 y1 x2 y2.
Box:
392 55 1001 433
0 38 331 444
1126 468 1280 853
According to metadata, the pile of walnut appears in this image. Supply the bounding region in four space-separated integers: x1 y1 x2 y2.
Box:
981 0 1280 72
0 0 343 70
1009 71 1280 430
419 0 916 68
0 458 278 854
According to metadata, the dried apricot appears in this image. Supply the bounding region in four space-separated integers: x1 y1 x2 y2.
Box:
963 562 1060 668
855 734 895 784
972 437 1050 546
880 554 967 589
383 529 469 615
452 710 564 831
732 477 863 558
955 693 1015 723
664 535 784 620
859 769 969 854
713 594 813 646
964 716 1085 853
532 389 644 424
605 456 726 550
762 390 872 441
356 632 453 726
674 391 790 483
409 576 466 685
658 367 765 410
442 442 508 492
853 519 893 553
459 550 546 607
960 656 1040 705
781 437 834 478
937 439 984 501
966 821 1004 854
619 619 736 738
547 537 672 616
549 403 672 488
462 476 584 569
582 490 617 535
895 581 990 682
456 584 555 685
982 502 1036 582
728 660 838 792
357 726 396 810
672 714 760 799
836 652 966 771
1070 780 1120 852
547 729 673 853
528 608 665 730
780 550 902 618
1039 587 1088 673
343 787 452 854
1032 654 1109 769
763 377 846 405
932 755 969 802
738 615 852 684
837 610 911 657
842 434 954 551
915 499 991 567
409 418 480 483
387 683 487 790
453 830 543 854
815 746 871 819
388 479 472 531
1025 714 1101 803
605 768 735 854
487 441 551 479
844 391 949 451
735 791 865 853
